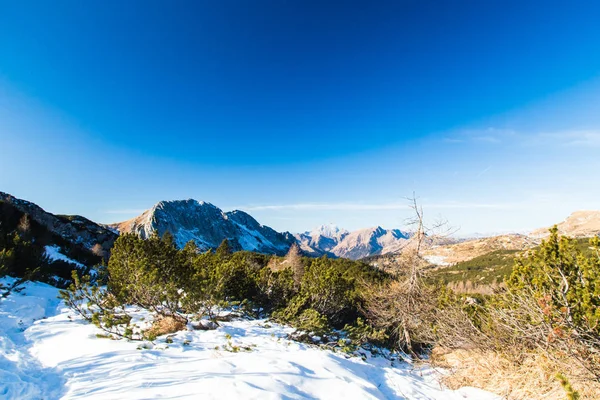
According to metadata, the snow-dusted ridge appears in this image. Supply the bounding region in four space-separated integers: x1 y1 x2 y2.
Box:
297 225 411 260
0 278 500 400
111 199 296 255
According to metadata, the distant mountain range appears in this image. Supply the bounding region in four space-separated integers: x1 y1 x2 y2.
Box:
110 201 411 259
2 191 599 263
419 210 600 266
294 224 411 259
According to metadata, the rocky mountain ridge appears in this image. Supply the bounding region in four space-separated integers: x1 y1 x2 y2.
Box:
295 224 411 260
111 199 296 255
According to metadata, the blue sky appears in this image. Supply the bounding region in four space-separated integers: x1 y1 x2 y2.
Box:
1 1 600 234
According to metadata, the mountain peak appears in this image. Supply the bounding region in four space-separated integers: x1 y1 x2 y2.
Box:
112 198 294 254
309 223 348 239
296 224 409 260
153 198 215 210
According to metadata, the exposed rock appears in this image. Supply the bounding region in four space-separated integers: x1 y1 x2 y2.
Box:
191 320 218 330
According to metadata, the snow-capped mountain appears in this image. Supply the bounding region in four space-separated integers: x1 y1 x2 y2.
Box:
111 199 296 255
296 224 410 260
310 224 349 241
330 226 410 260
294 224 349 255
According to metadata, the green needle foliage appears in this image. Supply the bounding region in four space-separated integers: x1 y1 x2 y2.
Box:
59 231 389 346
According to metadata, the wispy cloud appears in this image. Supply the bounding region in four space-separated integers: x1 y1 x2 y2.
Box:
237 201 520 212
444 128 516 144
531 130 600 147
442 137 465 144
476 165 491 178
445 127 600 147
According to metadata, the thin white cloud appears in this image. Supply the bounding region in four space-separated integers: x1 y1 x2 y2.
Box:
444 127 517 144
238 202 520 212
445 127 600 147
442 137 465 143
472 135 501 143
476 166 491 178
532 130 600 147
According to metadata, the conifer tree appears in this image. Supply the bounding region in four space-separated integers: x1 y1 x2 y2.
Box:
216 238 232 258
502 227 600 380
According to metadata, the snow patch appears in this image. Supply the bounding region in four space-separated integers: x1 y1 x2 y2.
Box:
44 246 85 269
424 255 451 266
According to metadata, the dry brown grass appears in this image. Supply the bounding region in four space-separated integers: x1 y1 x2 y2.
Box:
267 257 285 272
145 316 186 339
423 234 538 265
432 347 600 399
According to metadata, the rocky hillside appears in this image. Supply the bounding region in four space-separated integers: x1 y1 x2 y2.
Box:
0 191 117 253
531 210 600 238
422 233 539 265
0 192 116 283
372 210 600 269
296 224 410 260
111 199 296 255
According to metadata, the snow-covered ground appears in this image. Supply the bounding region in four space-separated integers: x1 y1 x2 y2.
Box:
0 278 499 400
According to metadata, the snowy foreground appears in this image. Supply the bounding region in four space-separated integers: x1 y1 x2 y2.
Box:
0 278 499 400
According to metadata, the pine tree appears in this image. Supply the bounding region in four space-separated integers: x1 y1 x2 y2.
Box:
507 227 600 337
216 239 232 258
503 227 600 380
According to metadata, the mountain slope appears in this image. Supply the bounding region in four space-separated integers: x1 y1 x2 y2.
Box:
112 199 295 255
422 233 538 265
0 191 117 284
531 210 600 238
0 191 117 252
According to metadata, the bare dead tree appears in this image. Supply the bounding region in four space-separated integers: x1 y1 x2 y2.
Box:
91 243 108 261
363 193 455 355
286 243 305 286
18 214 31 235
